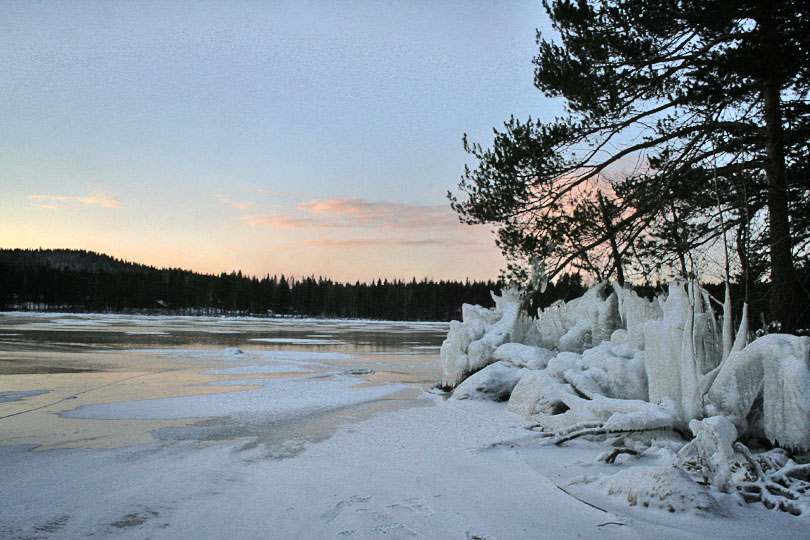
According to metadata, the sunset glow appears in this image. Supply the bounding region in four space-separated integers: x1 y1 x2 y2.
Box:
0 1 556 282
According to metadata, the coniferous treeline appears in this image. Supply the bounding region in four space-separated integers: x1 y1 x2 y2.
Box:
0 249 505 320
7 248 791 326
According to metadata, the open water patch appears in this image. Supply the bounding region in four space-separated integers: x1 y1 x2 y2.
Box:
0 389 49 403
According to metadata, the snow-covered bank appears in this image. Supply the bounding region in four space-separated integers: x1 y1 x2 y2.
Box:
4 397 808 539
440 281 810 520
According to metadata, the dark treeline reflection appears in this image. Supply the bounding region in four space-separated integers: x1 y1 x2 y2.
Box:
1 249 506 321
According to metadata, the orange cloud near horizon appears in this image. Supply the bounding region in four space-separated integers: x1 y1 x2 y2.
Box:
5 192 505 283
304 237 481 247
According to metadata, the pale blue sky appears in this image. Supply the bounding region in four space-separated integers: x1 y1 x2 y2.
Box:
1 0 558 281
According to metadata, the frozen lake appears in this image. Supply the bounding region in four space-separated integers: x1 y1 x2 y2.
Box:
0 312 447 450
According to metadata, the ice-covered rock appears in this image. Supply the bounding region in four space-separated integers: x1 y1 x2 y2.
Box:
507 370 573 417
450 361 524 402
593 466 722 514
493 343 554 370
535 344 647 403
440 287 523 388
707 334 810 450
559 393 680 431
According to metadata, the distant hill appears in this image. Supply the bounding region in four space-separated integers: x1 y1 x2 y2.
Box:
0 248 154 274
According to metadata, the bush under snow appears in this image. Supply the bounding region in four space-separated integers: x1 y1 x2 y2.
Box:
586 465 722 515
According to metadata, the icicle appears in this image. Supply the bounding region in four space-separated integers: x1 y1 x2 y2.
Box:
721 283 733 363
731 302 749 352
705 288 722 373
701 283 737 397
680 281 702 420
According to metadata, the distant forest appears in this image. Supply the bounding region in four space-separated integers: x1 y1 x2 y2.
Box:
0 248 582 321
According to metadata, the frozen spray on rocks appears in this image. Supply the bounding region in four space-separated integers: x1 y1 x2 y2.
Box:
439 280 810 515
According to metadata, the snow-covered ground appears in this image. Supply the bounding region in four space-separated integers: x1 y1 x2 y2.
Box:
3 395 806 539
0 312 808 539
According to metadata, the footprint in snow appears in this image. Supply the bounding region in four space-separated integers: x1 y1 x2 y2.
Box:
387 497 434 516
321 495 427 539
321 495 372 523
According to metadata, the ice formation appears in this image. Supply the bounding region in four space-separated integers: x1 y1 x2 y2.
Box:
441 278 810 514
642 282 722 421
535 281 622 352
676 416 738 491
507 370 569 417
439 287 526 388
706 334 810 449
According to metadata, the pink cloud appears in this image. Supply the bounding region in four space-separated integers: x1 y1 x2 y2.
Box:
301 198 456 228
27 194 123 208
242 197 458 231
305 237 480 247
215 193 255 211
240 215 328 230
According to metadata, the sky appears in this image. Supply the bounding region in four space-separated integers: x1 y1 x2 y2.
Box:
1 0 558 282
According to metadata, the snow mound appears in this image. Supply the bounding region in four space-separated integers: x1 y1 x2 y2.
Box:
595 466 722 514
451 361 524 402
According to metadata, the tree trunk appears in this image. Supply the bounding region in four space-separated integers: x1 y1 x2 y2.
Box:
760 21 797 331
597 192 624 286
754 2 796 332
669 201 689 279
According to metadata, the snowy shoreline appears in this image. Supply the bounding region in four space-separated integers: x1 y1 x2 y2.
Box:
2 308 809 539
3 393 807 539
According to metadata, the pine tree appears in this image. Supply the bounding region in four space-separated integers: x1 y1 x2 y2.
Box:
451 0 810 330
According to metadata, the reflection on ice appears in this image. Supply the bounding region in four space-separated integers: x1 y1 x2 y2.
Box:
249 337 347 345
203 364 313 375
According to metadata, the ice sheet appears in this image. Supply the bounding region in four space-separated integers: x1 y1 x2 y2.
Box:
61 375 401 420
